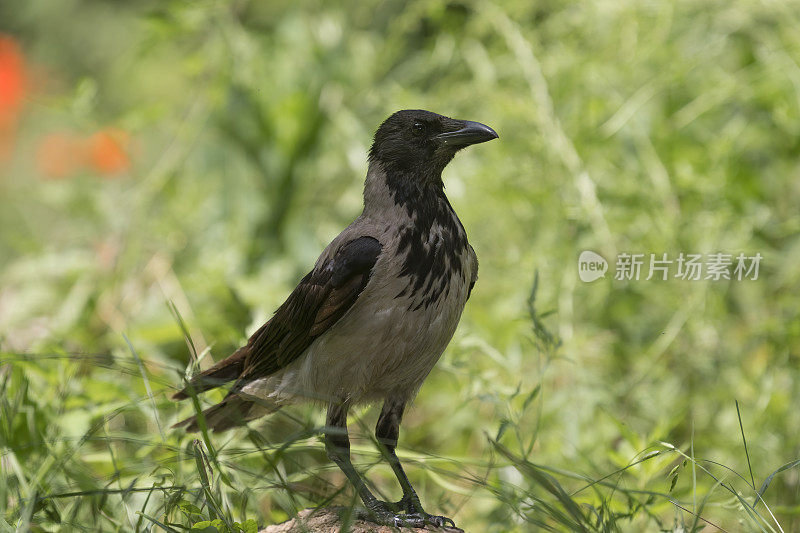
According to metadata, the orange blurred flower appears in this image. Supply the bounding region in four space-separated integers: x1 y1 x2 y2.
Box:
0 34 27 162
87 128 130 176
36 128 131 179
0 35 132 179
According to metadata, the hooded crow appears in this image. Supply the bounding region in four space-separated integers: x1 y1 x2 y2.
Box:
173 109 498 528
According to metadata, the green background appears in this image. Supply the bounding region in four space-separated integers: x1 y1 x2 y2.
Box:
1 0 799 531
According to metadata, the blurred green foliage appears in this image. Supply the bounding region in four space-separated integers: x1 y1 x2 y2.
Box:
1 0 799 531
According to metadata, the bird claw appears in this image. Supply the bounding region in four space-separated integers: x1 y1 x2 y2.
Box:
428 515 457 528
392 514 423 528
369 506 458 529
409 513 457 528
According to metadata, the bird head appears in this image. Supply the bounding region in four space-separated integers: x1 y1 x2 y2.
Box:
368 110 498 181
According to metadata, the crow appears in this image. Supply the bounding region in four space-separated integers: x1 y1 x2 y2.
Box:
173 109 498 528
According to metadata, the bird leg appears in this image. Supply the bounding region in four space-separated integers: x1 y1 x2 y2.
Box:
324 400 456 528
374 399 457 529
324 401 389 517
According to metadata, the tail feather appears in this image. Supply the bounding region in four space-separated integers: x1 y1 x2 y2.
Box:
172 326 283 433
172 394 282 433
172 346 248 400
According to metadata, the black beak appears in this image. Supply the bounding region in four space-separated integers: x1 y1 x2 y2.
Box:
435 120 499 148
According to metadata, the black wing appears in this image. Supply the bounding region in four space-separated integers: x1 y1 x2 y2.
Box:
239 235 382 381
172 235 382 404
172 236 382 431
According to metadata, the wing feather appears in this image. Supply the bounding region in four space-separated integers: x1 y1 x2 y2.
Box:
172 236 382 405
238 235 382 382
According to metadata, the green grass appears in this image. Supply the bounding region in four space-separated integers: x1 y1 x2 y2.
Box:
2 0 800 531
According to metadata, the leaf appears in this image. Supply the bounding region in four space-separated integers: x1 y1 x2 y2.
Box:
669 473 679 493
191 521 218 532
240 519 258 533
496 418 510 441
179 500 204 516
521 384 541 411
756 458 800 505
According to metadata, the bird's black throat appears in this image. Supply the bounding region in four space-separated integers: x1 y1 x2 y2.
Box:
385 170 468 310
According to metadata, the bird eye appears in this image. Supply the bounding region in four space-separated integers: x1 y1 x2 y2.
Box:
411 122 426 136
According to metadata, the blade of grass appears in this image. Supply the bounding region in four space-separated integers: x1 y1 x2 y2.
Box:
757 459 800 504
123 334 165 441
135 511 182 533
491 438 590 531
736 400 755 489
168 299 199 362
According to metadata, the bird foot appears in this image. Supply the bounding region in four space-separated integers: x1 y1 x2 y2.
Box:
367 502 458 529
411 512 457 529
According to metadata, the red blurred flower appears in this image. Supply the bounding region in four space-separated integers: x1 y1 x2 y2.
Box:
0 35 133 179
0 35 27 162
